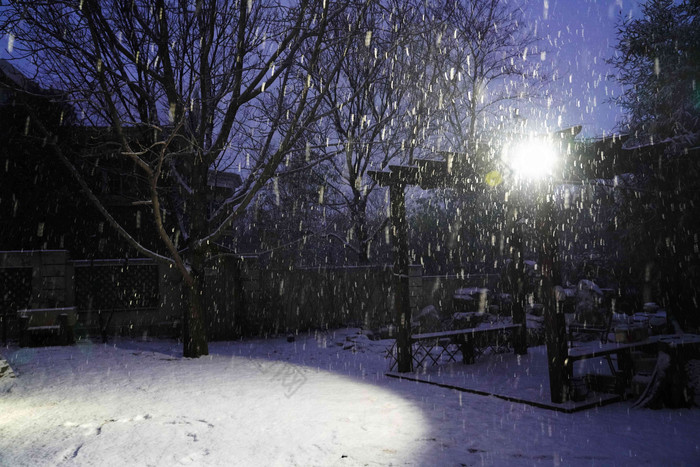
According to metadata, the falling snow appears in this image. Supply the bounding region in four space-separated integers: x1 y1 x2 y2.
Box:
1 0 699 464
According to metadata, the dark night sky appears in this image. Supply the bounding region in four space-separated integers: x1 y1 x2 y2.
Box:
522 0 641 137
2 0 640 137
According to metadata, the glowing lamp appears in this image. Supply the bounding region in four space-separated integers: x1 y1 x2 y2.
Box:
501 137 559 181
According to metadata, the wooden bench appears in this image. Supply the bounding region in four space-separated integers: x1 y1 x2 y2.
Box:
18 307 77 347
388 323 521 371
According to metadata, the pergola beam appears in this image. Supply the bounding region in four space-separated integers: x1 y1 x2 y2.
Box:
373 132 633 404
369 157 474 374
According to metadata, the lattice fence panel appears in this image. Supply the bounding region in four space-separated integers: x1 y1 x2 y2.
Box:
1 267 33 342
75 263 158 311
0 268 32 308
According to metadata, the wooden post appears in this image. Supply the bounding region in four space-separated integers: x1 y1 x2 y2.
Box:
18 315 30 347
510 218 528 355
408 264 423 318
390 182 412 373
539 191 569 403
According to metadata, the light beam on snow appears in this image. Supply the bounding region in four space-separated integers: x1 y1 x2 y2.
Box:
0 342 429 465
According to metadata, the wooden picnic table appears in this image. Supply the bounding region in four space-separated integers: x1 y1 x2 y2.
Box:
388 322 521 371
565 334 700 393
567 335 662 361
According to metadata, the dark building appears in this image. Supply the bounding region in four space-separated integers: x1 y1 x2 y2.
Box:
1 60 241 259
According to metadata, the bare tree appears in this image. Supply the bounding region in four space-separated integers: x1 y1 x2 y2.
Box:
1 0 367 357
417 0 547 275
433 0 545 161
309 0 449 264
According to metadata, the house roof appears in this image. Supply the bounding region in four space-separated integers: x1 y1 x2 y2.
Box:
0 59 42 93
208 169 242 190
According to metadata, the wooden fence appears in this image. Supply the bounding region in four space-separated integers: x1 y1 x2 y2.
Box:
1 250 501 342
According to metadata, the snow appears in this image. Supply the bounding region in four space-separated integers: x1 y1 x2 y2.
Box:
454 287 488 298
389 346 619 411
2 330 700 466
412 323 519 340
576 279 603 296
521 0 631 137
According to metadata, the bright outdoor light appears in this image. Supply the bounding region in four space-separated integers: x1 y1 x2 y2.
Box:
502 137 558 180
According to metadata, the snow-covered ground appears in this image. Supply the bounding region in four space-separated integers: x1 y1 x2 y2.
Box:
1 329 699 466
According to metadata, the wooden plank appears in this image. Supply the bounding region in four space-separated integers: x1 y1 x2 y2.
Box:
414 158 447 174
385 373 621 413
565 133 634 180
18 306 76 313
567 336 661 361
40 251 69 266
370 161 477 190
26 325 61 331
414 159 450 186
367 170 394 187
412 324 520 341
41 265 65 277
407 163 458 189
18 307 77 327
387 165 422 184
0 254 34 268
391 182 412 373
553 125 582 139
383 164 452 189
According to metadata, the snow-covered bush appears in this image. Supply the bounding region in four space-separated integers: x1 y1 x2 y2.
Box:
574 279 607 327
411 305 442 333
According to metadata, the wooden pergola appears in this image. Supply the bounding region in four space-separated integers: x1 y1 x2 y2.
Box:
370 126 638 403
369 158 478 373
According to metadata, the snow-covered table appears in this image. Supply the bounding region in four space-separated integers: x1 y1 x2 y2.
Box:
388 323 521 371
565 334 700 394
452 287 488 313
567 335 662 362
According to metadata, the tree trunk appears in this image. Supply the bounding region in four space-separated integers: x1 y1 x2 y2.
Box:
352 193 370 264
182 161 210 358
183 265 209 358
355 216 370 264
232 258 246 337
